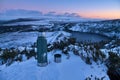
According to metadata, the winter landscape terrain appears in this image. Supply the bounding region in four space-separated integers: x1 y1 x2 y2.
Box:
0 10 120 80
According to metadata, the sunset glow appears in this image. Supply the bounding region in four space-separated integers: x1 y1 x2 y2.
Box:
0 0 120 19
79 10 120 19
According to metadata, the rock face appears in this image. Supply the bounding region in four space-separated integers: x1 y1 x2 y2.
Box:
37 34 47 67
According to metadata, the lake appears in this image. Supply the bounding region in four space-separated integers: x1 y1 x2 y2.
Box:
70 31 111 43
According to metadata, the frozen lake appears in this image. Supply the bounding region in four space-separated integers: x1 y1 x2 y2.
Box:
71 31 111 43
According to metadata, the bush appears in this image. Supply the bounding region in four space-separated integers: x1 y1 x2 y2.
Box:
106 52 120 71
85 57 92 64
68 38 76 45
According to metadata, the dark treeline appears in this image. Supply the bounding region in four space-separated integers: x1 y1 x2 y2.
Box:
0 47 36 66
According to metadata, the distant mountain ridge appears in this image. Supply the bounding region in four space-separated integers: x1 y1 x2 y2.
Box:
0 18 41 24
0 17 119 25
0 9 42 16
1 9 113 21
0 9 81 20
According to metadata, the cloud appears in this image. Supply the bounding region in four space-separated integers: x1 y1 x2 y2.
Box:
62 12 80 17
44 11 80 17
0 9 43 16
0 9 81 20
44 12 57 16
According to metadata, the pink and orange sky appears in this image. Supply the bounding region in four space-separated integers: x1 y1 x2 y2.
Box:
0 0 120 19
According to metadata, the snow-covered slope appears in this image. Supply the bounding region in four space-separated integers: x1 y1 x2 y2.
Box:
0 30 110 80
0 50 109 80
0 31 70 48
0 16 120 80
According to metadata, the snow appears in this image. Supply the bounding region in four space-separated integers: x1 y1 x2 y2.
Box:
0 28 116 80
101 46 120 57
70 24 81 31
46 31 70 43
0 32 37 48
0 9 120 80
0 16 119 80
0 31 71 48
0 51 109 80
2 20 51 26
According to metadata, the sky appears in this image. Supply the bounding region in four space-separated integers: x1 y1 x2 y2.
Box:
0 0 120 19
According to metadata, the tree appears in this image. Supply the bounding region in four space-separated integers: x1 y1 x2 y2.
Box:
68 38 76 45
106 52 120 71
86 57 92 64
0 48 2 51
29 49 36 58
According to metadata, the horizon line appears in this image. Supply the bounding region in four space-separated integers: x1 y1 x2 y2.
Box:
0 9 120 20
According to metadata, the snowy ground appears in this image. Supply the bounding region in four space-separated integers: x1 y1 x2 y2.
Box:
0 30 113 80
0 31 70 48
101 46 120 57
0 50 109 80
0 10 120 80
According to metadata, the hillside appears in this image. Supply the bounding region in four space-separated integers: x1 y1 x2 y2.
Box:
0 51 109 80
0 18 120 80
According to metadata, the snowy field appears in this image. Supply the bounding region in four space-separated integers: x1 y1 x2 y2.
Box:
0 50 109 80
0 31 70 48
0 30 111 80
0 15 120 80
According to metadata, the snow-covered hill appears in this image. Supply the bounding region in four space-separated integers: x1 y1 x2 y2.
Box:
0 30 111 80
0 50 109 80
0 31 70 48
0 14 120 80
